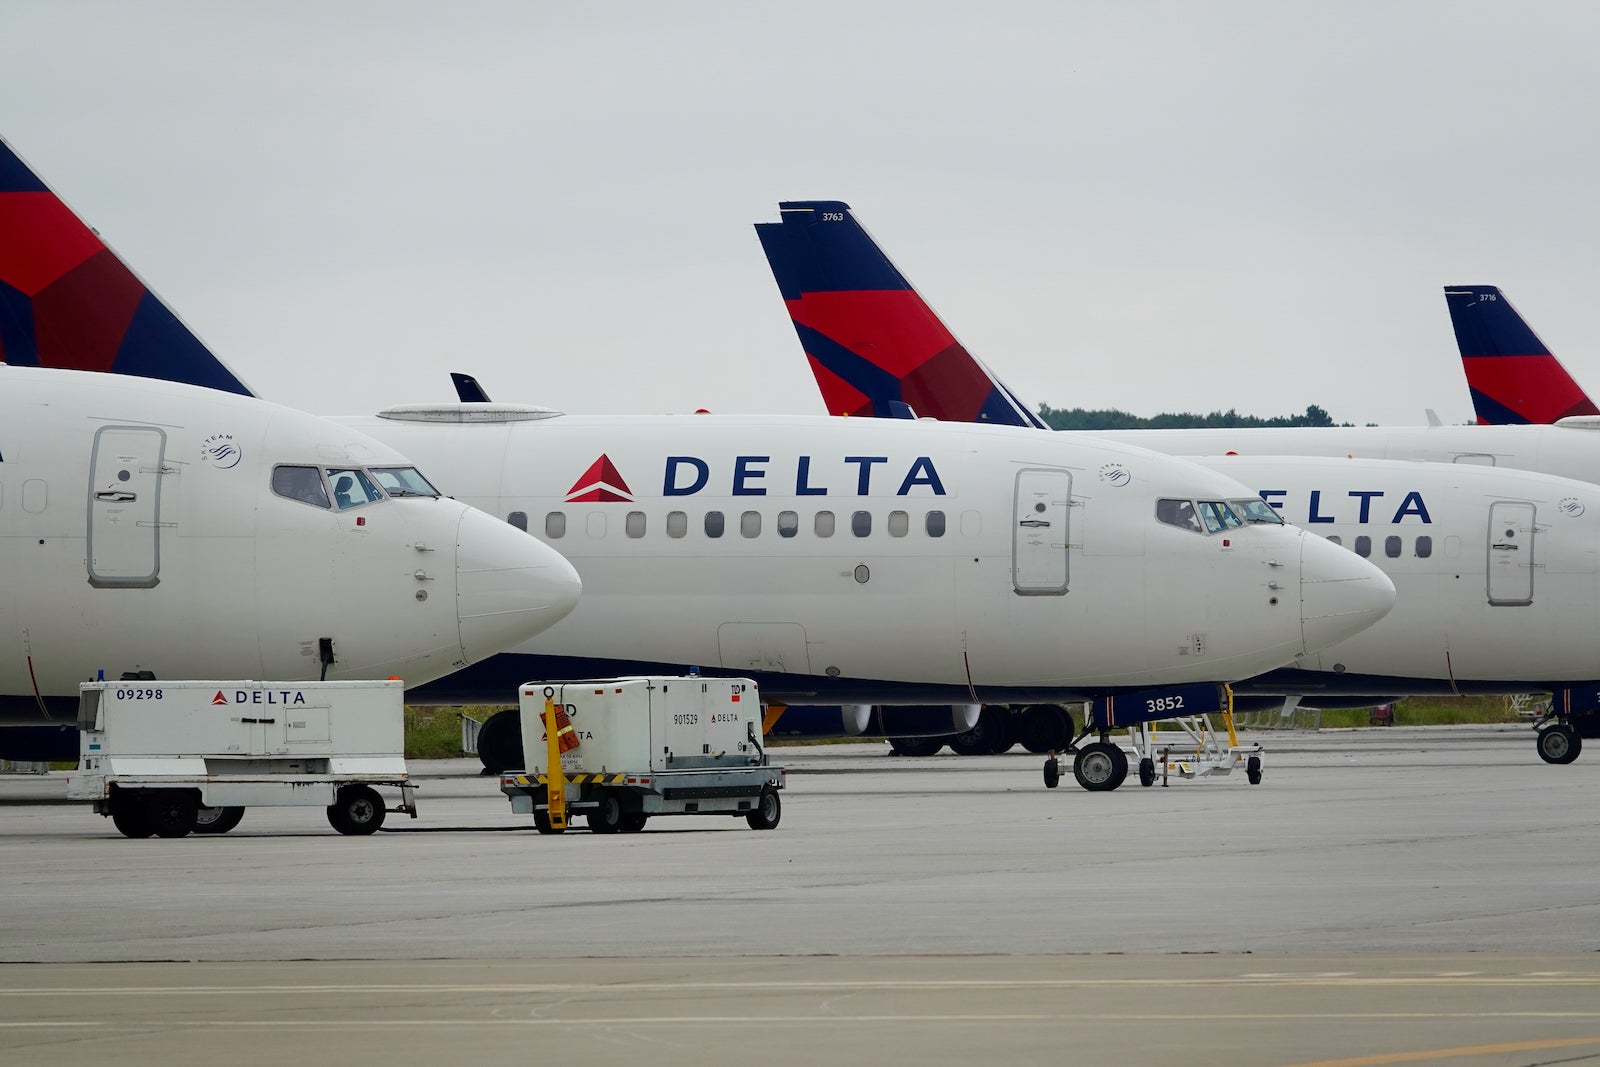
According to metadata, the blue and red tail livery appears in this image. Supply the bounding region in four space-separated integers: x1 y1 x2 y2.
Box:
0 138 252 395
755 201 1045 428
1445 285 1595 425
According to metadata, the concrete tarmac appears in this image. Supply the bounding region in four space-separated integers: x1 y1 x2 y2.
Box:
2 724 1598 1064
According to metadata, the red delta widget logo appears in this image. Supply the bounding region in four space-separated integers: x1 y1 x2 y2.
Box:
211 690 309 706
564 453 947 501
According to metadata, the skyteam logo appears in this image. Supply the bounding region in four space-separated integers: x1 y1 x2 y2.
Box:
201 433 241 470
1098 463 1131 487
566 454 634 502
1560 496 1586 517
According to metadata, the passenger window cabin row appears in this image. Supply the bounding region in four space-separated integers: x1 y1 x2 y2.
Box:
1325 534 1434 559
513 509 950 540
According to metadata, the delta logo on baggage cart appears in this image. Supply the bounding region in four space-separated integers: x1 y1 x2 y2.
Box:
211 689 309 706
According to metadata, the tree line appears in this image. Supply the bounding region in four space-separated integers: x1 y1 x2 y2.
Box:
1036 404 1349 431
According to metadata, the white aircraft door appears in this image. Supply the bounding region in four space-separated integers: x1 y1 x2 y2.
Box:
1013 468 1071 595
87 425 166 588
1487 501 1535 606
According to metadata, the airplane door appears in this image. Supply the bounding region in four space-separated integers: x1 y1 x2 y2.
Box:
87 426 166 589
1487 501 1535 606
1013 468 1071 595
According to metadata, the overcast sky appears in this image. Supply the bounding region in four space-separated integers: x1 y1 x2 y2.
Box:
5 1 1597 424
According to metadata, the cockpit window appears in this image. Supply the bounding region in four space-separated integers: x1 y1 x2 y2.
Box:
1156 498 1203 533
1197 500 1244 533
370 466 440 498
326 468 384 510
1232 497 1285 525
272 465 331 509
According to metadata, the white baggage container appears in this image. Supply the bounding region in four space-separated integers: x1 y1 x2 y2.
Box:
67 680 416 838
503 676 784 834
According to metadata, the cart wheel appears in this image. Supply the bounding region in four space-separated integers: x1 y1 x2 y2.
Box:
193 806 245 834
1073 743 1128 791
1138 757 1156 788
1537 723 1582 765
619 812 649 833
533 811 564 835
1246 755 1263 785
745 787 781 830
146 790 199 838
888 736 945 757
109 792 153 839
327 785 386 836
587 792 624 834
1043 758 1060 789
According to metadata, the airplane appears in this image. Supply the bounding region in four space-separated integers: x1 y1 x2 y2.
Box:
0 365 583 762
756 200 1600 766
1445 285 1598 425
0 137 1396 790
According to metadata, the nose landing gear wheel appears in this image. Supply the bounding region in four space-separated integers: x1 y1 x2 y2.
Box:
1073 743 1128 791
1537 723 1581 765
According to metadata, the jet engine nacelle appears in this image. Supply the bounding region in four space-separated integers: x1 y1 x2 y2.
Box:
865 704 980 738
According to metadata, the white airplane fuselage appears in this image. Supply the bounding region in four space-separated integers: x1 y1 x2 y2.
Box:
0 367 582 729
1195 455 1600 691
338 408 1394 705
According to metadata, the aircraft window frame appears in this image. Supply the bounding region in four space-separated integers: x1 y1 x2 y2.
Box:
1415 535 1433 559
851 511 872 537
1232 498 1284 525
741 511 762 538
887 510 909 537
272 465 331 510
926 510 946 537
1155 498 1203 534
507 511 528 532
705 511 725 538
777 510 799 539
1385 535 1402 559
1197 500 1243 533
815 511 835 538
666 511 688 539
326 467 384 510
369 465 440 498
625 511 646 539
1354 535 1372 558
545 512 566 539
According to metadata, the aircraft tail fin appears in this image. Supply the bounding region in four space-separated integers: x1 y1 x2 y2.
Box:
755 200 1045 428
0 138 253 395
1445 285 1594 424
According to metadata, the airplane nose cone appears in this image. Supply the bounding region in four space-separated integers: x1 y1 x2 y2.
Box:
1299 532 1396 653
455 507 582 662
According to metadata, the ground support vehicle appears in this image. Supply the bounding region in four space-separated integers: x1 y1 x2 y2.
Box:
500 677 785 834
1042 683 1262 791
67 680 417 838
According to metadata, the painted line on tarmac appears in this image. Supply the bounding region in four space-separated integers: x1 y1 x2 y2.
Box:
1282 1035 1600 1067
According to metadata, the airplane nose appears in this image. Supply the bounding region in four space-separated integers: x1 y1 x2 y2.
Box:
455 507 582 662
1298 531 1396 653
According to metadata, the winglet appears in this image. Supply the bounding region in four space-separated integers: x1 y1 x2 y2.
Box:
755 201 1045 428
0 137 253 395
451 372 492 403
1445 285 1594 424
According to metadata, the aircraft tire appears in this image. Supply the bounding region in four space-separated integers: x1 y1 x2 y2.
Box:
587 792 624 834
109 792 154 839
888 736 945 757
1020 705 1075 754
1537 724 1582 765
1073 743 1127 791
745 788 781 830
1138 757 1156 787
475 709 523 775
147 790 199 838
620 812 649 833
1043 758 1060 789
1246 756 1264 785
327 785 386 836
193 806 246 834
